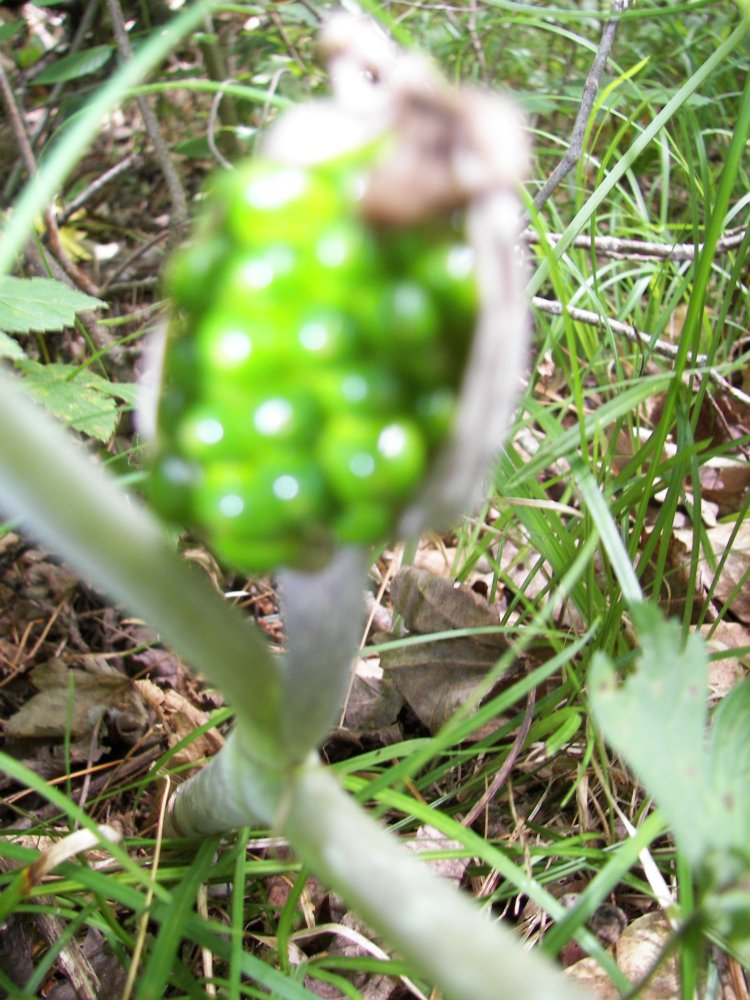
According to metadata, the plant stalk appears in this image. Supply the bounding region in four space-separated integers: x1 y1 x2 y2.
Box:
170 747 589 999
283 758 587 1000
277 546 370 760
0 367 284 764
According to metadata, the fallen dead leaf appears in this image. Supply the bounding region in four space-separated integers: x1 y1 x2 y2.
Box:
566 911 742 998
390 566 507 645
406 824 469 883
698 621 750 698
377 567 519 732
5 658 150 748
378 633 503 733
675 519 750 624
340 664 404 739
700 460 750 512
136 678 224 772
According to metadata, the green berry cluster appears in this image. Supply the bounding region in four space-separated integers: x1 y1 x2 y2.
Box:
149 156 477 573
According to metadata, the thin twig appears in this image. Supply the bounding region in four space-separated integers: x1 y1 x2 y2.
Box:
207 82 237 171
532 294 750 407
467 0 488 83
120 775 170 1000
532 0 628 214
199 16 243 161
269 6 307 75
100 230 167 293
44 206 102 297
524 224 748 261
1 56 98 292
105 0 189 239
0 60 37 176
462 689 536 829
58 152 143 222
75 714 105 824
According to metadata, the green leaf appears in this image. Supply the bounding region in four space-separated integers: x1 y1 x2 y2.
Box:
708 680 750 873
0 331 25 360
0 277 105 334
32 45 114 85
589 602 713 866
0 21 25 43
15 361 120 442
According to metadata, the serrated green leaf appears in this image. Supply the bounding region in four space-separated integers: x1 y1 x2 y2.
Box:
708 680 750 871
87 378 139 408
16 361 119 442
589 601 713 866
0 331 25 360
0 277 105 335
32 45 114 85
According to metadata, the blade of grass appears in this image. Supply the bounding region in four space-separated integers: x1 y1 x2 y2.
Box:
527 19 749 296
134 836 221 1000
574 464 642 603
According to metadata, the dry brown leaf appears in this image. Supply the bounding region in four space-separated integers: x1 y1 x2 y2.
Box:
566 911 742 998
675 520 750 623
378 567 518 732
704 520 750 623
698 621 750 698
566 911 746 999
379 634 502 733
341 667 404 739
406 824 469 883
700 461 750 511
390 566 507 645
5 658 150 747
136 679 224 771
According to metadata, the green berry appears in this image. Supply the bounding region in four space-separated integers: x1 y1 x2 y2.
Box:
149 153 477 574
167 235 231 314
318 415 427 504
223 162 341 248
149 454 201 521
312 363 402 417
193 312 291 385
211 533 307 575
195 456 329 538
332 501 393 546
292 307 357 366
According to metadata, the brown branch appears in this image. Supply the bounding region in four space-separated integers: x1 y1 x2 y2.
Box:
44 207 102 298
199 16 243 162
0 60 36 177
100 230 167 293
0 56 117 353
0 54 95 291
462 689 537 829
105 0 189 239
0 872 103 1000
532 0 628 215
2 0 103 204
58 152 143 222
532 295 750 407
467 0 488 83
524 224 748 262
